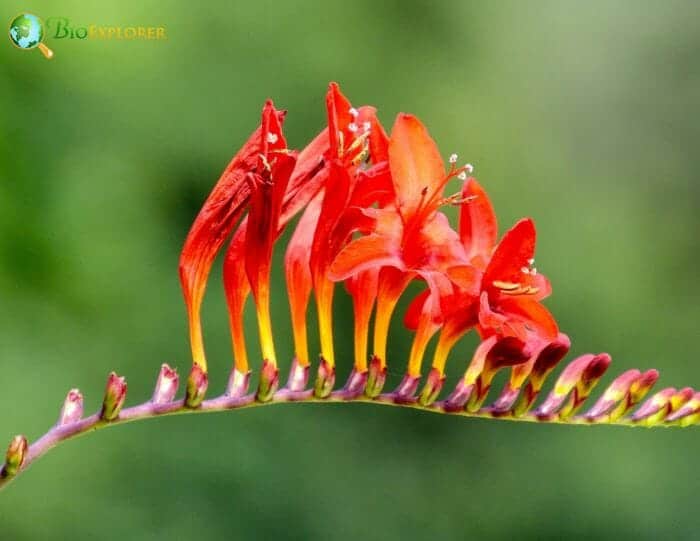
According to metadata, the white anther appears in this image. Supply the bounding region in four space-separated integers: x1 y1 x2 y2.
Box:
521 266 531 275
349 107 359 117
458 172 467 180
464 163 474 173
266 133 278 144
449 153 458 164
363 121 371 132
531 268 538 275
527 258 535 265
348 122 358 133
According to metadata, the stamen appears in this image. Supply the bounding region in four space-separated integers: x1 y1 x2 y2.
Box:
531 268 538 276
266 133 278 144
458 172 467 180
449 153 458 164
464 163 474 174
521 267 530 275
362 121 371 132
528 258 535 265
349 107 359 117
493 280 521 291
348 123 358 133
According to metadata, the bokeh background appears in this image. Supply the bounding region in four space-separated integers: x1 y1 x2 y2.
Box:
2 1 700 539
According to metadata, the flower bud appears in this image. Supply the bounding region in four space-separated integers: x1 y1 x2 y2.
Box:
314 357 335 399
419 368 445 407
443 379 474 412
343 368 368 398
100 372 127 421
2 435 28 477
227 368 251 398
365 355 386 398
393 374 419 403
286 357 309 392
58 389 83 426
185 364 208 408
152 364 179 405
256 359 279 402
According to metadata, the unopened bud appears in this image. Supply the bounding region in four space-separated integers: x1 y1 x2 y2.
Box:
152 364 179 404
58 389 83 425
393 374 420 403
256 359 279 402
314 357 335 398
443 379 475 412
100 372 127 421
365 355 387 398
185 364 208 408
227 368 251 398
419 368 445 406
2 435 28 477
343 368 368 398
287 357 309 392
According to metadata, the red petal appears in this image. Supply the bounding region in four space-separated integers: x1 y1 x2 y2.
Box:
497 296 559 341
459 178 498 267
483 218 536 286
389 114 446 222
328 234 405 281
178 104 285 366
404 289 431 330
245 153 297 301
326 82 354 158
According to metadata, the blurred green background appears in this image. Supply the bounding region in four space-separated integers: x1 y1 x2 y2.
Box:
2 1 699 539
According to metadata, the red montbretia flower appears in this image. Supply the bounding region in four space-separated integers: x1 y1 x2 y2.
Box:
172 81 699 426
2 82 698 490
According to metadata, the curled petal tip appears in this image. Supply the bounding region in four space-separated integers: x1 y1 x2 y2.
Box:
58 388 83 426
100 372 127 421
185 364 208 408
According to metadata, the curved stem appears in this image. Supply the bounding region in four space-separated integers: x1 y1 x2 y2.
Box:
0 386 645 492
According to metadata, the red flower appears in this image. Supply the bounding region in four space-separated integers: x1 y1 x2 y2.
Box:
179 101 286 371
330 114 475 378
285 83 387 378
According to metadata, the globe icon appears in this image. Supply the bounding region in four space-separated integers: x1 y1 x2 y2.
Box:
8 13 53 58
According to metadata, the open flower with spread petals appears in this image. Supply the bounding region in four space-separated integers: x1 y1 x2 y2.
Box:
329 114 477 395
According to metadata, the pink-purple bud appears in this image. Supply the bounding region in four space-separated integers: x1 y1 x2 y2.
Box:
314 357 335 398
419 368 445 406
2 435 28 477
343 368 368 398
185 364 208 408
393 374 420 403
443 379 474 412
100 372 127 421
287 357 309 392
58 389 84 425
365 355 386 398
227 368 251 398
152 364 179 405
256 359 279 402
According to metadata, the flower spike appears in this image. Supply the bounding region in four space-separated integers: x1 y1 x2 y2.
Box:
2 82 698 491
